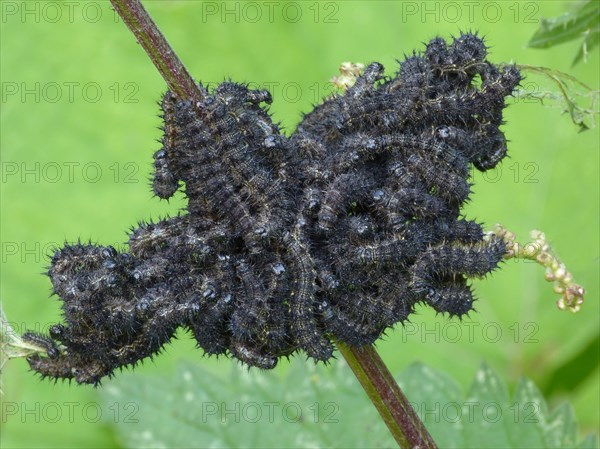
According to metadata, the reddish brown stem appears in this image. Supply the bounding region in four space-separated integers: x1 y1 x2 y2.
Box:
109 0 203 104
337 342 438 448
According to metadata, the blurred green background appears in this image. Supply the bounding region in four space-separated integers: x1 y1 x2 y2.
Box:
1 1 598 447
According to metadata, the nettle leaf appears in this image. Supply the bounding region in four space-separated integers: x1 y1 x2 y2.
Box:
100 358 394 449
572 23 600 66
100 359 596 448
407 362 597 449
527 0 600 66
462 363 513 447
396 363 464 447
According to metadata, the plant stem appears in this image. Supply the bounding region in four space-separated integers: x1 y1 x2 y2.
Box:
109 0 204 104
337 342 438 449
109 1 437 447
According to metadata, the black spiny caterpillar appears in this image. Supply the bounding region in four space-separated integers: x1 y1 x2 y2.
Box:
26 33 521 384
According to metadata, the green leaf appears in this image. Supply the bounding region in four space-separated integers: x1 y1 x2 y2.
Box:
397 362 464 448
528 1 600 59
100 359 597 448
100 358 394 449
572 24 600 66
462 362 512 448
509 376 551 448
546 402 578 448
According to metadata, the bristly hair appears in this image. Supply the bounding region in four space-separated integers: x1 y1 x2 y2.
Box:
27 33 521 385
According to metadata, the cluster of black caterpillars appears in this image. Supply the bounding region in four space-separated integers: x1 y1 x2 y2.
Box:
25 33 521 384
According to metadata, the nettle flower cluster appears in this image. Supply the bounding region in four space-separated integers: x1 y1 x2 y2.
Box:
26 34 521 384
